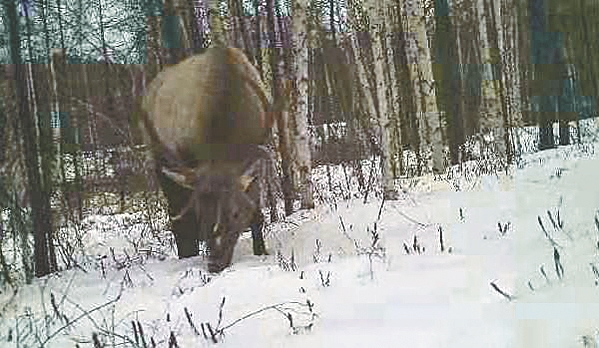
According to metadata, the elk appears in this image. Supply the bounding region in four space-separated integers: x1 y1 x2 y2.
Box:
139 47 280 272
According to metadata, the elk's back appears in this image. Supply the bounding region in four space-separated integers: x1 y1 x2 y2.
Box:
141 47 272 167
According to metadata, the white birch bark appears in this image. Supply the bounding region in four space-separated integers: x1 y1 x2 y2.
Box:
362 0 397 197
499 0 523 151
476 0 506 157
291 0 314 208
384 3 402 177
401 0 445 173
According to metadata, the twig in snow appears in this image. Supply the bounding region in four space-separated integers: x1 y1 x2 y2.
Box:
168 331 179 348
403 242 411 255
184 307 200 336
547 209 571 240
391 205 428 228
376 197 385 222
590 263 599 286
318 270 331 287
41 291 123 346
439 226 445 252
214 300 316 339
538 216 561 248
553 247 564 280
540 265 550 284
490 281 515 301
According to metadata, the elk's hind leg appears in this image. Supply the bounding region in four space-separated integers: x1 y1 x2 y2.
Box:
244 177 268 256
250 210 267 255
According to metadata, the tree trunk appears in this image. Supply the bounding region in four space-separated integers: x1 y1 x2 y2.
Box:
5 0 55 277
362 0 396 198
558 118 570 145
400 0 445 174
498 0 523 161
266 0 295 216
433 0 463 166
347 0 396 197
291 0 314 209
479 0 507 159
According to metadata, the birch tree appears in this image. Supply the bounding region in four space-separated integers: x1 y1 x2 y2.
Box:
266 0 295 215
400 0 445 173
498 0 524 157
477 0 507 159
291 0 315 208
361 0 398 197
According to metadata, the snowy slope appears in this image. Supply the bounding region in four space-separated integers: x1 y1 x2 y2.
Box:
1 139 599 347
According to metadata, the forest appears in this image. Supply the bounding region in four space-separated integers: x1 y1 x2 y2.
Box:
1 0 599 346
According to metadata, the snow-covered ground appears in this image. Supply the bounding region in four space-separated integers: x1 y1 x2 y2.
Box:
1 127 599 347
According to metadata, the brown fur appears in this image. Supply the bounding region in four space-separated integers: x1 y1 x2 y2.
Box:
139 48 278 272
142 48 271 165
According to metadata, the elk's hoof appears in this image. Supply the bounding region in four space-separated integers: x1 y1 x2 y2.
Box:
253 247 269 256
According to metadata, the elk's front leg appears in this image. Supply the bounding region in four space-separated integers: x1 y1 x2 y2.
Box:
156 168 199 258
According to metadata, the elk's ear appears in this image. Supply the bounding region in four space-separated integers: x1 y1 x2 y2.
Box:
162 167 195 190
238 175 255 192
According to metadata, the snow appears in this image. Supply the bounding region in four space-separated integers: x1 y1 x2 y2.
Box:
2 130 599 347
